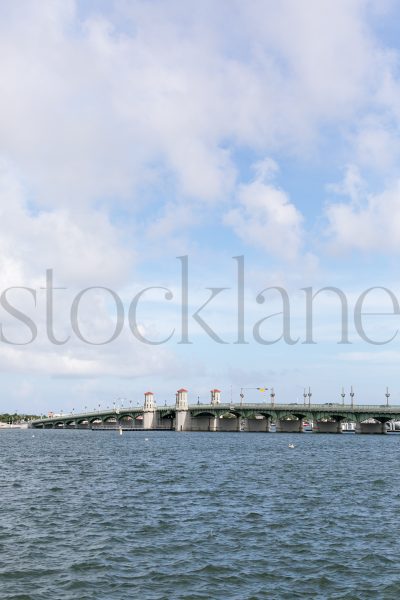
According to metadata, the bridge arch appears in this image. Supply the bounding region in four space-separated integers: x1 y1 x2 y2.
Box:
220 410 241 419
191 410 217 418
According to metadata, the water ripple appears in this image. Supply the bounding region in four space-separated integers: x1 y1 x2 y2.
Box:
1 430 400 599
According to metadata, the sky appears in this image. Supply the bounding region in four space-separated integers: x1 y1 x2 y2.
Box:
1 0 400 413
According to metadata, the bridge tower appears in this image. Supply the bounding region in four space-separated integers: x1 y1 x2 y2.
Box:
210 389 221 405
143 391 157 429
175 388 191 431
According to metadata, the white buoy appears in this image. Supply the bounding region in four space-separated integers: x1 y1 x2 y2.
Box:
288 443 295 448
145 437 149 441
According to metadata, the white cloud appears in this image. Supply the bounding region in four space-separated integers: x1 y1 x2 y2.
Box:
0 0 394 210
225 161 304 260
352 119 400 172
1 1 400 402
0 160 133 288
326 171 400 253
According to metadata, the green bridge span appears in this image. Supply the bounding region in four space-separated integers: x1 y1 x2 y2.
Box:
30 402 400 434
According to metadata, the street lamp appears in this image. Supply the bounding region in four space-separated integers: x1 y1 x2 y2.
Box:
350 386 355 408
341 387 346 405
308 387 312 408
385 387 390 407
270 388 275 407
303 388 307 406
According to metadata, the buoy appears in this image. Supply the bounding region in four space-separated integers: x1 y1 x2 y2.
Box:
145 437 149 441
288 443 295 448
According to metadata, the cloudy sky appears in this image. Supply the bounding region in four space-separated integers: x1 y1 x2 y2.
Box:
1 0 400 413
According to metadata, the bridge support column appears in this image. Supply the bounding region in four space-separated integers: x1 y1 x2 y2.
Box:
313 421 342 433
143 391 157 430
277 419 303 433
356 422 387 434
176 410 191 432
143 412 157 430
175 388 191 431
218 417 239 431
209 417 218 432
247 418 269 432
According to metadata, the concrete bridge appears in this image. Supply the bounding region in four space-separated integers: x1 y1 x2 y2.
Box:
30 389 400 434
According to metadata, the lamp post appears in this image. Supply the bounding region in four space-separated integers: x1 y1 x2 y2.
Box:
303 388 307 406
341 387 345 406
350 386 355 409
270 388 275 407
308 387 312 408
385 387 390 407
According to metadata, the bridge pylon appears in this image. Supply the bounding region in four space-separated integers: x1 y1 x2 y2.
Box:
143 391 157 429
176 388 191 431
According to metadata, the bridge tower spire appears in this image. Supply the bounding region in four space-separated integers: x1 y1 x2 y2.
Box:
210 389 221 405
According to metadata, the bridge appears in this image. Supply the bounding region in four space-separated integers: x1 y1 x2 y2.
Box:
30 389 400 434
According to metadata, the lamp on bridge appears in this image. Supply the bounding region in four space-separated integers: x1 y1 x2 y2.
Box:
350 386 355 408
303 388 307 406
386 387 390 407
308 387 312 407
270 388 275 407
341 387 346 405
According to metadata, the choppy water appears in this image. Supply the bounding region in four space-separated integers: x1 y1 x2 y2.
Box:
1 430 400 599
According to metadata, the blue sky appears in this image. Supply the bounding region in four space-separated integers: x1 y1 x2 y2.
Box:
1 0 400 413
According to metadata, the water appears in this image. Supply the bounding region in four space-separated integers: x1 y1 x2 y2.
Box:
1 430 399 600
